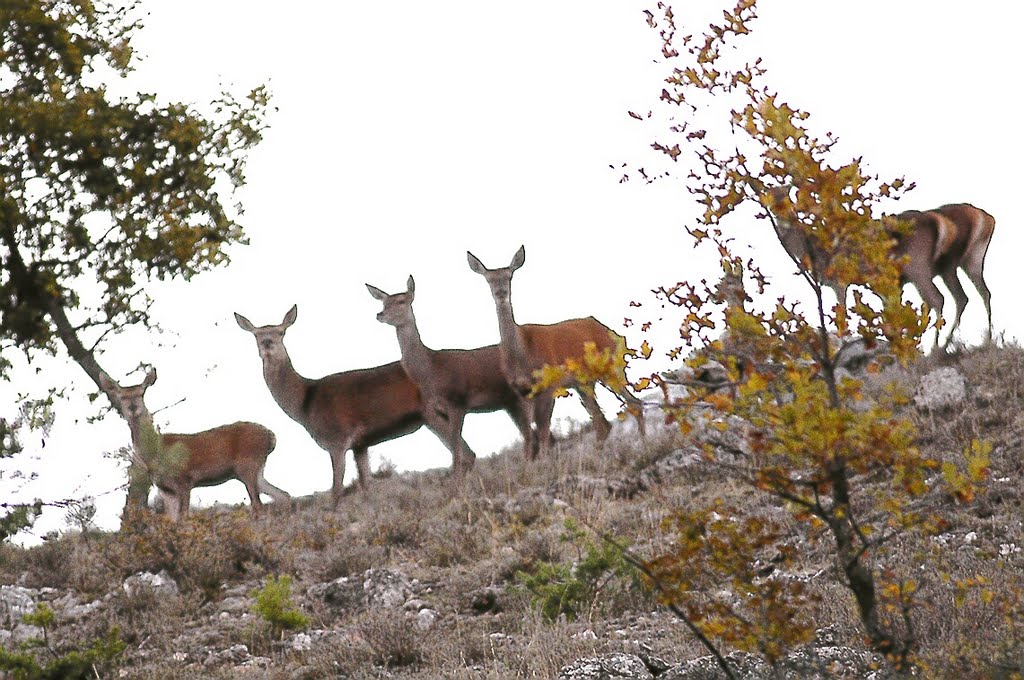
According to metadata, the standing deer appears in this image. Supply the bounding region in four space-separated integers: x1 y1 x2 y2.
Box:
766 189 994 349
235 305 472 506
99 369 290 520
467 246 646 459
365 276 541 476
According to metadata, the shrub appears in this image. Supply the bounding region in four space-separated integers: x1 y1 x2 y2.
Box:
250 574 309 640
515 519 638 622
0 603 126 679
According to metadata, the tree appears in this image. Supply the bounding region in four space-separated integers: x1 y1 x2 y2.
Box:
555 1 990 674
1 0 270 519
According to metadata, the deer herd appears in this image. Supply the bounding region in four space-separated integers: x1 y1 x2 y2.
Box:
99 193 997 520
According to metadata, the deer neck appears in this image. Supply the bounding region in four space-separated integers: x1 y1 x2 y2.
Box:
392 316 436 387
124 412 158 457
259 347 312 422
492 296 531 375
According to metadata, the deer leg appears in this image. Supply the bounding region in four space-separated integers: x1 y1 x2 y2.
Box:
328 443 350 508
452 409 475 477
961 256 993 343
352 446 371 492
940 269 970 349
535 391 556 453
176 487 191 521
423 402 475 477
577 385 611 442
446 406 473 478
612 382 647 438
241 469 264 515
506 397 534 448
153 489 169 515
520 391 553 459
908 274 946 350
257 471 292 509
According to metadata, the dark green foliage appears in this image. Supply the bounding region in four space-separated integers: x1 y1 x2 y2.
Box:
0 0 269 527
0 603 126 679
0 501 42 543
515 519 638 622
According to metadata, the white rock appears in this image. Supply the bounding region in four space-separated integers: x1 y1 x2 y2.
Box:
913 367 967 411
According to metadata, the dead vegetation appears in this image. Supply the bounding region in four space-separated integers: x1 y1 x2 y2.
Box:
1 343 1023 678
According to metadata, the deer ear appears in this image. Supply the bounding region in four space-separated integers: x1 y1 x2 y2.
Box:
234 312 255 332
406 275 415 300
143 368 158 387
467 251 487 275
365 284 388 302
510 245 526 271
283 305 298 327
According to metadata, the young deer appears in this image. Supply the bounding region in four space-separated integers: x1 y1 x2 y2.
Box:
467 246 646 459
366 276 538 476
236 305 470 505
100 369 290 520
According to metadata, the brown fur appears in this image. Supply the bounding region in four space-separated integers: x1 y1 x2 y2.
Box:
366 279 536 477
520 317 622 369
468 247 645 459
100 370 290 520
236 306 436 507
770 195 995 349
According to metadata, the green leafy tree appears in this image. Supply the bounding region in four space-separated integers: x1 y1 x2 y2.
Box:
571 1 991 675
0 1 270 514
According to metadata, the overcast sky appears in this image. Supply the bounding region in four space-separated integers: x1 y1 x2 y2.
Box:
4 1 1021 541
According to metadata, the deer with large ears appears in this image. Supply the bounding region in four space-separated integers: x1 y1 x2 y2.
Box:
99 369 290 520
765 187 995 349
235 305 469 506
365 276 541 476
467 246 646 459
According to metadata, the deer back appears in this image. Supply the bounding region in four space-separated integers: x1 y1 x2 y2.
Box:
519 317 622 370
427 344 521 411
160 421 274 488
301 361 424 447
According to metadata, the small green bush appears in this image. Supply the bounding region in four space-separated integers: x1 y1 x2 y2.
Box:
251 574 309 639
515 519 638 622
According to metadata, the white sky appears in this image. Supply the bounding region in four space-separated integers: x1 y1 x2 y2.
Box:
4 1 1022 540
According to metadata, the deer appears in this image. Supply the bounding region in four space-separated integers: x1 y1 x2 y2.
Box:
765 187 994 349
235 305 474 506
365 276 542 476
99 369 290 521
467 246 646 459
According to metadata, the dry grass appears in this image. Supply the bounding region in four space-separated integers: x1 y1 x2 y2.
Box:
3 344 1024 677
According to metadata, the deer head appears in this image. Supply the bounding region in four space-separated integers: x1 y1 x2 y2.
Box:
467 245 525 304
99 368 158 427
234 305 297 363
365 276 416 329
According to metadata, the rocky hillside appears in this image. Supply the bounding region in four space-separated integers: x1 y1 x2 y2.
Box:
2 343 1023 679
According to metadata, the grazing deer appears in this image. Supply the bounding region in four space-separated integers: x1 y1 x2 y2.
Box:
99 369 290 520
366 276 540 477
766 189 994 349
467 246 646 459
235 306 471 506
